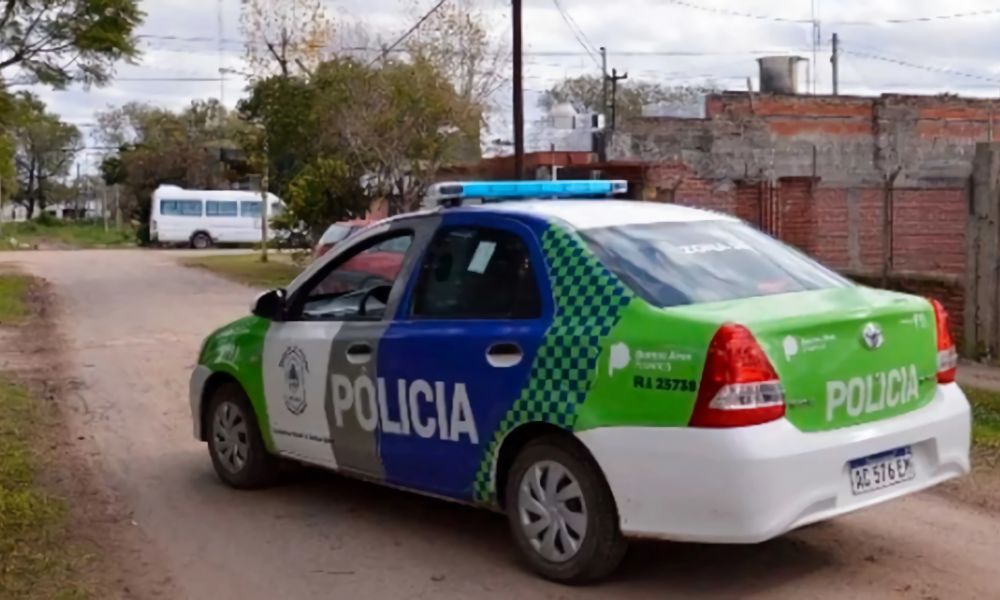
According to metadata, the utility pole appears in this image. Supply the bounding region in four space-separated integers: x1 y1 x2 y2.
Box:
114 185 121 231
512 0 525 179
600 47 609 117
609 69 629 130
831 32 840 96
260 141 269 264
75 162 81 219
218 0 225 106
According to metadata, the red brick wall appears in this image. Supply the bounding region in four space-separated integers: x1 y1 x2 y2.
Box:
645 163 738 214
891 189 966 274
778 178 817 254
735 183 762 226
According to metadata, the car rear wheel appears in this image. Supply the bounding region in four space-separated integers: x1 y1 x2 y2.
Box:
505 435 627 584
191 232 212 250
207 382 279 488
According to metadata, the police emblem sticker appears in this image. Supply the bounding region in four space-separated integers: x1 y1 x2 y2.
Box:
279 346 310 415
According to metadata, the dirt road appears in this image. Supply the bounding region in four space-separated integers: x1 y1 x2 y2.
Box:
2 249 998 599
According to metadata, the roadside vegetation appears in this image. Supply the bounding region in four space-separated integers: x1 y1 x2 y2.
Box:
0 273 30 321
966 388 1000 458
182 253 303 289
0 273 93 598
1 219 133 250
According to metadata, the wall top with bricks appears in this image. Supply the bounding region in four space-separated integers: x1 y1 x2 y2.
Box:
610 90 1000 188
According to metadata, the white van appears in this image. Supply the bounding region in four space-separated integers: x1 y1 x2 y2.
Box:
150 185 285 249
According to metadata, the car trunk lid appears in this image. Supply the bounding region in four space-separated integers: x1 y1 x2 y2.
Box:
673 286 939 432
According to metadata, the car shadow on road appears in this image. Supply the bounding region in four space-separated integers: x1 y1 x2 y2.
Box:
188 463 836 596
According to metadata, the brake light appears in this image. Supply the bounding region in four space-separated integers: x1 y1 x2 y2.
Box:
930 299 957 384
689 324 786 428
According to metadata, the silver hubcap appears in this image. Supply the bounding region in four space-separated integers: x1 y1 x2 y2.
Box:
212 401 249 473
517 460 588 563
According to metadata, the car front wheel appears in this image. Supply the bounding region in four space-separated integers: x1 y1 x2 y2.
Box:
206 382 279 488
505 435 627 584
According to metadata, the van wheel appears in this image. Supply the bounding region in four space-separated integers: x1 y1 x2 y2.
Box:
191 232 212 250
505 435 627 584
206 382 279 489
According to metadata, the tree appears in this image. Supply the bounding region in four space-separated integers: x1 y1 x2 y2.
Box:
312 57 479 215
240 0 334 79
0 0 144 88
539 75 717 123
93 99 241 230
10 93 80 218
405 0 509 110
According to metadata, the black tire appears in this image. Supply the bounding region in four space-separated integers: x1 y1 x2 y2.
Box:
504 434 627 584
191 232 212 250
206 382 280 489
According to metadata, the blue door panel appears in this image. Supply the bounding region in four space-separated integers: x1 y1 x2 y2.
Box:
376 212 554 501
376 321 545 498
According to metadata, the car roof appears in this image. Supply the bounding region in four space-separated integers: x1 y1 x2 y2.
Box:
461 199 737 231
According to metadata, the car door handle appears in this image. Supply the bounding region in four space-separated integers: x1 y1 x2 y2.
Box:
486 342 523 368
346 343 373 365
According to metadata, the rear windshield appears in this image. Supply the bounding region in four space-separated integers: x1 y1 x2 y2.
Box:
582 220 850 308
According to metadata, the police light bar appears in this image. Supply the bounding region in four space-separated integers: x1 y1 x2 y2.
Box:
429 180 628 206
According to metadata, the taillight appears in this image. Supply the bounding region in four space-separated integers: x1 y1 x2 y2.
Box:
930 299 957 384
689 323 786 428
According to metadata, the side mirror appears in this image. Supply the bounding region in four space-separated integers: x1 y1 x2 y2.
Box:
251 289 286 320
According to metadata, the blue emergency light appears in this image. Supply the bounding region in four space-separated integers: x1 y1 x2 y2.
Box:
429 180 629 207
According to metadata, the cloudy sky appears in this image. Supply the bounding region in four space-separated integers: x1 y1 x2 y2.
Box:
18 0 1000 170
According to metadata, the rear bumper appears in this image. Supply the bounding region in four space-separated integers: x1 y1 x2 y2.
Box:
576 383 971 544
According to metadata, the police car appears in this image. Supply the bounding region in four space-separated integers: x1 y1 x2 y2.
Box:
190 181 971 583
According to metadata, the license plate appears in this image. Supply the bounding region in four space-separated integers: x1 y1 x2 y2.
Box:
849 446 915 496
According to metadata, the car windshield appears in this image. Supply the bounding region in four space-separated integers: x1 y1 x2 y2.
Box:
320 224 354 245
582 220 851 308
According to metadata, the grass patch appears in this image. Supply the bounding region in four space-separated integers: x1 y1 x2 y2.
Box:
966 388 1000 455
0 274 31 323
0 376 91 599
0 273 93 598
182 253 303 288
1 220 134 250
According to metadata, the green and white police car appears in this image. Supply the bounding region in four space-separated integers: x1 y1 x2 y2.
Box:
190 180 971 583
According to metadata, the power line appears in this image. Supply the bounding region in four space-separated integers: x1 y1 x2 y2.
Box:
368 0 448 66
664 0 810 23
836 8 1000 25
549 0 602 69
664 0 1000 26
842 48 1000 84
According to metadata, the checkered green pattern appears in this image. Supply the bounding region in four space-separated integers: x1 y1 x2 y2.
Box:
472 224 633 502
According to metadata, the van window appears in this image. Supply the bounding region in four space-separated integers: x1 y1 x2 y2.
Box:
206 200 238 217
161 200 203 217
241 201 261 218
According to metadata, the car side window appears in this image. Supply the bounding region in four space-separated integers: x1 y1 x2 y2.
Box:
412 227 541 320
296 232 414 321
